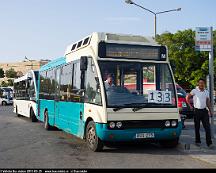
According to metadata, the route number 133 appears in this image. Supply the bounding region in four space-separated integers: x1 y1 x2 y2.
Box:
148 90 172 104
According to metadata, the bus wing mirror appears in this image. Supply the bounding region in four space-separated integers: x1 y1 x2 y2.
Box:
80 56 88 71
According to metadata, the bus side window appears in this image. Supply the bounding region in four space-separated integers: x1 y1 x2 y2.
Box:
60 64 73 102
39 71 47 99
71 62 82 102
84 58 102 105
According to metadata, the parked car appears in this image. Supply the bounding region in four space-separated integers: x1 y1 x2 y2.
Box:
0 88 13 106
0 95 13 106
176 84 194 119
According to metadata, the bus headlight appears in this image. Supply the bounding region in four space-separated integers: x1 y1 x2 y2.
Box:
109 122 116 129
116 122 122 129
165 120 171 127
171 120 177 127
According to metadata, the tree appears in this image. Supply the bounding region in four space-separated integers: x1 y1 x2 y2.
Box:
156 29 215 89
5 68 17 78
16 71 23 77
1 81 8 87
0 68 4 78
7 79 14 86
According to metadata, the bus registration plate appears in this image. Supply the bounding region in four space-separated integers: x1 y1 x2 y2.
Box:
136 133 155 139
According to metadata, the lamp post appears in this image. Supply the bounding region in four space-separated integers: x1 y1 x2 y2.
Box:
125 0 181 38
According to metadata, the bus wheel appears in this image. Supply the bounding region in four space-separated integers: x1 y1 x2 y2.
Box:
2 101 7 106
159 138 179 148
86 121 104 152
16 106 21 117
44 111 51 130
30 108 37 122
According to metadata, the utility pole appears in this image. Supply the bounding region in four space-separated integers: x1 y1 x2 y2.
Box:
209 27 215 138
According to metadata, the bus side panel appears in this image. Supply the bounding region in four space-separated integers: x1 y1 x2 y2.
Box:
14 100 30 118
39 99 55 125
56 102 84 137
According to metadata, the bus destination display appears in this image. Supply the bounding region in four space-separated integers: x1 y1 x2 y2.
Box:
98 43 167 60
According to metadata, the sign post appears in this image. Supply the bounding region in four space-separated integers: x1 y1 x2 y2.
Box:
196 27 214 139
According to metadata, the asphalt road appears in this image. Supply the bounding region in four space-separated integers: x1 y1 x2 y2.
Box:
0 106 215 169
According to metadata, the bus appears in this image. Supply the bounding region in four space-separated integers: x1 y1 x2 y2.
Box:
13 70 39 122
0 87 13 106
37 32 182 151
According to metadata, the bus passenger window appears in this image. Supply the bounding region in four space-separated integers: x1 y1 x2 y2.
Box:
84 58 102 105
71 62 82 102
60 64 73 102
39 71 47 99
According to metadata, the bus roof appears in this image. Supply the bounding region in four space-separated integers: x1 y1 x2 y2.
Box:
14 70 38 83
14 73 29 83
65 32 159 56
39 57 66 71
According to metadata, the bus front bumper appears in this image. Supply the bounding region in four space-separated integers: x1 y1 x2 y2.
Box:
95 122 182 142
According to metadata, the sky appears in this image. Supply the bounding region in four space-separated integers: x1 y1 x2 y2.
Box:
0 0 216 63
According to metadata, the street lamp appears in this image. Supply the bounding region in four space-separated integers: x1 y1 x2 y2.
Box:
125 0 181 38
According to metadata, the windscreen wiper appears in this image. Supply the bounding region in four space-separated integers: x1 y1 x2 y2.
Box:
128 103 148 112
132 107 144 112
113 107 125 112
112 104 131 112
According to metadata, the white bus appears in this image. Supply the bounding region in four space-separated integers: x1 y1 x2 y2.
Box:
13 70 39 122
37 32 182 151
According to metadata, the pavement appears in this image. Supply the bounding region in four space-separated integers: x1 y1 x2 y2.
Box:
1 106 216 168
179 118 216 166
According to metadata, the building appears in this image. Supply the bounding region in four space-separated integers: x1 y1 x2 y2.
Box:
0 59 49 76
0 59 50 86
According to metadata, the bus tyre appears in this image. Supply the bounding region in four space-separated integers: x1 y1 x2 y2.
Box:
159 138 179 148
30 108 37 122
2 101 7 106
86 121 104 152
44 111 51 130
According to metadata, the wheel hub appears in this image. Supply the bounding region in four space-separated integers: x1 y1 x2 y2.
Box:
87 127 96 147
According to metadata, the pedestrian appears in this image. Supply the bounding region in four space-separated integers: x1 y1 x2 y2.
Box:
186 78 214 149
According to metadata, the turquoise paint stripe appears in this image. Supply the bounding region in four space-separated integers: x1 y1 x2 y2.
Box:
38 99 85 138
39 99 55 123
39 57 66 72
95 123 182 142
56 101 85 137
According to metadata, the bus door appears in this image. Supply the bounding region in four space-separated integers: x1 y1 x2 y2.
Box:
54 68 61 127
69 61 85 136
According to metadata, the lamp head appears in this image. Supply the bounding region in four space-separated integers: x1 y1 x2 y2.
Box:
125 0 134 4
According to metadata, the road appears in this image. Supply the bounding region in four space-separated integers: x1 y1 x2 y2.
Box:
0 106 215 169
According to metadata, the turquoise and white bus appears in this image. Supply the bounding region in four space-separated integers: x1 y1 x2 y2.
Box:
37 32 182 151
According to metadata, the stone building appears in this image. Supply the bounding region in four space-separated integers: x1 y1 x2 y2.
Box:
0 59 49 76
0 59 50 85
